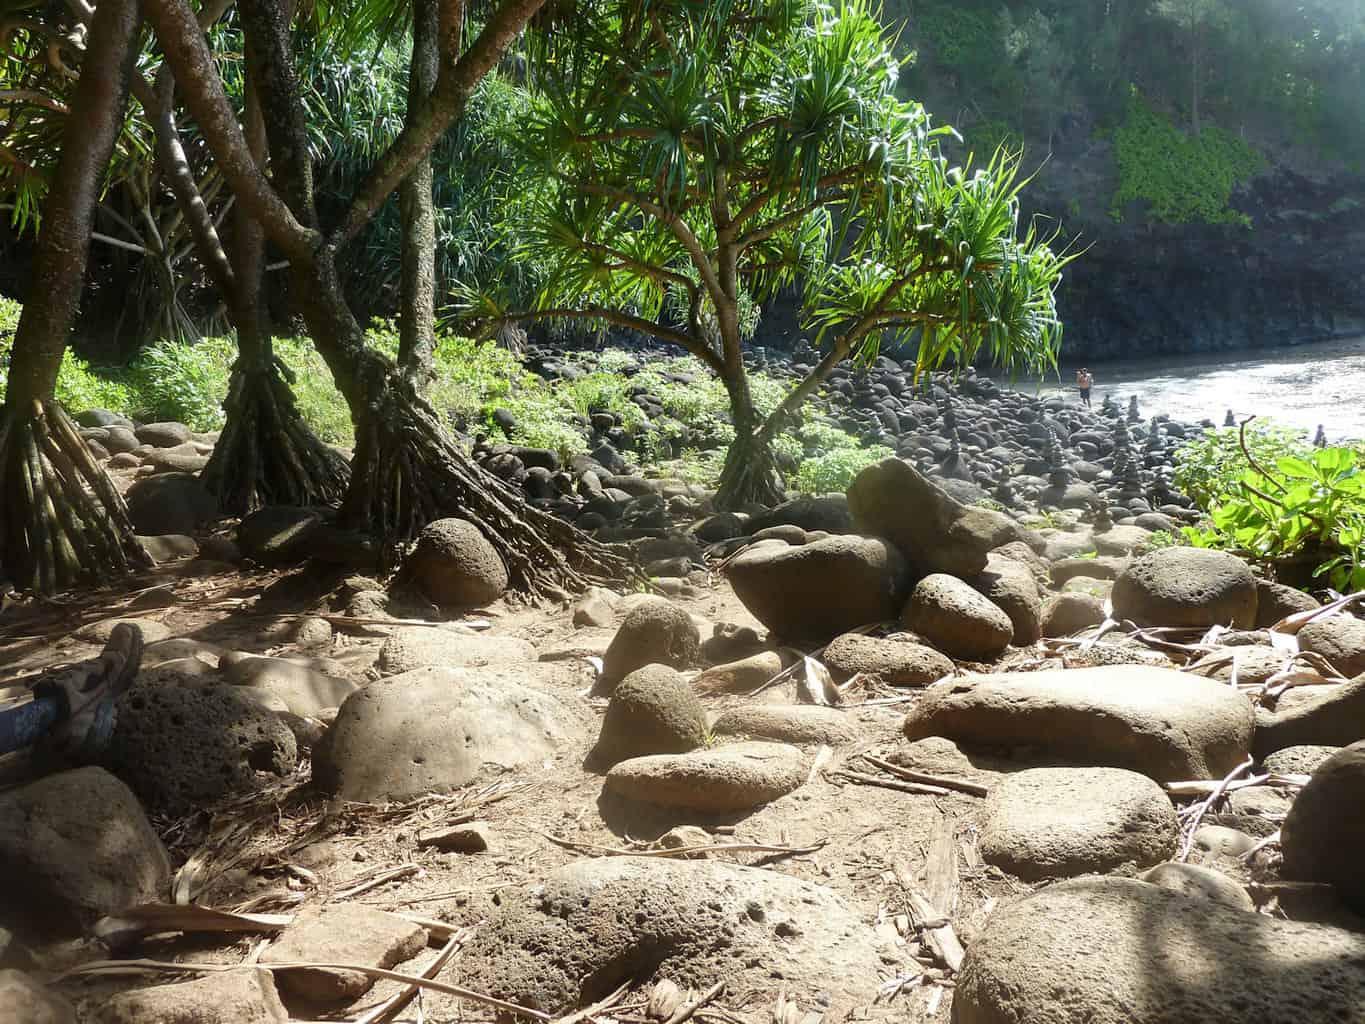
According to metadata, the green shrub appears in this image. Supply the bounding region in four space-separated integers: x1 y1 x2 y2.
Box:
1173 422 1310 508
1183 445 1365 591
794 443 894 495
0 300 135 413
1110 92 1263 226
126 337 236 429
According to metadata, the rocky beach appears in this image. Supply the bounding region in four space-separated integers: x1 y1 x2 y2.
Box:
3 341 1364 1024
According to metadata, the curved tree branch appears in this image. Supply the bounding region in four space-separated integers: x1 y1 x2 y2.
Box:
333 0 548 246
140 0 319 262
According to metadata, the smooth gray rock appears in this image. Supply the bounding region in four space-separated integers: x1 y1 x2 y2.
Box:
979 767 1178 880
953 877 1365 1024
903 667 1255 782
313 666 582 802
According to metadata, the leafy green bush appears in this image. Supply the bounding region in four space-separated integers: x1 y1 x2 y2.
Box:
1 300 135 413
794 444 894 495
1110 93 1263 226
1183 446 1365 591
127 337 236 429
1173 422 1309 508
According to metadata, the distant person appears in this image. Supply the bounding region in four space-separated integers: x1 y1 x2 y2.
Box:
1075 368 1093 407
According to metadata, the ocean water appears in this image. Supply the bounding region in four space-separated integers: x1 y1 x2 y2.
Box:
1008 335 1365 442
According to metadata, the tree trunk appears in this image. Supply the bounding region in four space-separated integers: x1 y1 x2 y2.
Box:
0 0 150 595
296 251 631 599
714 368 783 510
200 67 349 514
223 0 629 597
398 0 441 382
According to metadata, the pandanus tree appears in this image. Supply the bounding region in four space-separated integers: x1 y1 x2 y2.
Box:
0 0 150 593
143 0 630 596
474 0 1071 509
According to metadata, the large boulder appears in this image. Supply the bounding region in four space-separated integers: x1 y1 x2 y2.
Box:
979 767 1178 880
846 457 1037 576
901 574 1014 661
0 768 169 940
125 472 217 537
902 667 1255 782
952 877 1365 1024
105 683 297 815
597 596 701 693
313 666 582 802
589 665 707 767
821 632 953 686
1297 615 1365 678
404 518 509 608
1253 678 1365 757
725 535 910 643
1111 547 1258 628
1280 740 1365 913
605 741 807 812
458 857 890 1016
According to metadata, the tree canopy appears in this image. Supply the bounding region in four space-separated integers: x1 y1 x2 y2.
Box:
471 0 1069 506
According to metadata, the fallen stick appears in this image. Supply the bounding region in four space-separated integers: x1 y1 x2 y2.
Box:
892 859 964 973
1166 772 1308 798
830 769 950 797
56 958 550 1020
334 864 422 900
663 980 727 1024
862 755 989 798
549 980 633 1024
353 932 465 1024
539 832 828 860
1178 755 1254 862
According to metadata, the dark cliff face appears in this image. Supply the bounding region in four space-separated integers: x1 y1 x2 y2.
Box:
1039 160 1365 363
751 142 1365 365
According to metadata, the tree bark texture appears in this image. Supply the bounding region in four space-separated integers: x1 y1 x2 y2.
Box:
200 63 350 514
1 0 150 594
398 0 441 381
6 0 141 406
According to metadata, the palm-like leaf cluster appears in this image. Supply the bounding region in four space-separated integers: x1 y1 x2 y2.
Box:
480 0 1070 393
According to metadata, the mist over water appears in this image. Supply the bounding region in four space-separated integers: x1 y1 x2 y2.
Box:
1009 335 1365 442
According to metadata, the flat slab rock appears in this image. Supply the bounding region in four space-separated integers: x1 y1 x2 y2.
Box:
710 705 862 746
903 666 1254 782
605 741 808 812
376 627 536 675
259 903 426 1004
953 877 1365 1024
458 857 895 1017
979 767 1178 880
93 969 288 1024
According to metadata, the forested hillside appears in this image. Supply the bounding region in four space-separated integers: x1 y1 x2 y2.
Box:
3 0 1363 362
890 0 1365 359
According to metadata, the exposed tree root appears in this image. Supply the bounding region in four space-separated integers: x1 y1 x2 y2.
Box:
0 400 151 595
714 428 784 511
202 358 351 515
342 373 634 600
